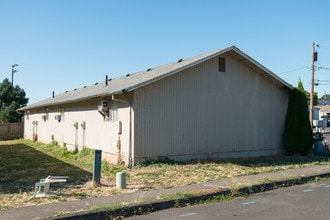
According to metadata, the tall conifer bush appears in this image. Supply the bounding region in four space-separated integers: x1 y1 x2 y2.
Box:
283 88 313 155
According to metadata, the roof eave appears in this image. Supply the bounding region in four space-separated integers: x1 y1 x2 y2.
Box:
230 47 293 90
18 90 124 111
123 46 237 92
124 46 292 92
21 46 292 111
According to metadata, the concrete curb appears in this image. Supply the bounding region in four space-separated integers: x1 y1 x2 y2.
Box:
52 172 330 220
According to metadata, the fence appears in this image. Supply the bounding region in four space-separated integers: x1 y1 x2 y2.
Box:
0 123 24 140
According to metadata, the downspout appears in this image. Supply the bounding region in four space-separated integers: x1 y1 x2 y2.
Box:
111 94 133 168
81 122 86 147
32 121 35 140
73 122 78 152
128 101 132 168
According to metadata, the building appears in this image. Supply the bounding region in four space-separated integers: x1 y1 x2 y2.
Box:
18 46 293 166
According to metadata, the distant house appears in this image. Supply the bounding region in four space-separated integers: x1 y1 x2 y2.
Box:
316 99 330 119
317 99 330 106
18 46 293 167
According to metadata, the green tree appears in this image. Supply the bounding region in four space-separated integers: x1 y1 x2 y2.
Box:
283 88 313 155
297 78 318 106
0 78 28 122
297 78 305 92
320 94 330 101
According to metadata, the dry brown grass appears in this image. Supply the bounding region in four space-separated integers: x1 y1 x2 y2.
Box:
1 139 330 210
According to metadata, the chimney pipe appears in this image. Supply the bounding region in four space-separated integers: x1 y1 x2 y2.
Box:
52 91 55 98
105 75 108 86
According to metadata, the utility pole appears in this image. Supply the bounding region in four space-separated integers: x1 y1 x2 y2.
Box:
309 43 318 127
11 64 19 86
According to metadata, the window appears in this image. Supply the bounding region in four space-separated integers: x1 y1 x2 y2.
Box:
109 101 118 121
218 57 226 72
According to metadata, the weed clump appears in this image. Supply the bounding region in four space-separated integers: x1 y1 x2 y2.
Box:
138 156 176 167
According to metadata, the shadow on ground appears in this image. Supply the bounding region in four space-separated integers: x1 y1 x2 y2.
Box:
0 142 92 194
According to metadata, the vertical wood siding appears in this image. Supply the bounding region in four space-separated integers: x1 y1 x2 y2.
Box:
133 54 288 162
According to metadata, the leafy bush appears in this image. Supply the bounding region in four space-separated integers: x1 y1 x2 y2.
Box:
283 88 313 155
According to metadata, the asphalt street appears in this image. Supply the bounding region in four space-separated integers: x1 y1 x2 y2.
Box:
127 178 330 220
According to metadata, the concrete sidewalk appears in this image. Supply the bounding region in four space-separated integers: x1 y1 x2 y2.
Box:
1 165 330 220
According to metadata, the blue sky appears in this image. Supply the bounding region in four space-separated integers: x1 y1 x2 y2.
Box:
1 0 330 104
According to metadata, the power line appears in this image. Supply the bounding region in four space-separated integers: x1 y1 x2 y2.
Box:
315 79 330 82
278 66 309 74
278 65 330 75
319 66 330 71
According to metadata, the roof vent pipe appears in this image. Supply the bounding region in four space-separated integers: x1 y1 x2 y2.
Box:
52 91 55 98
105 75 108 86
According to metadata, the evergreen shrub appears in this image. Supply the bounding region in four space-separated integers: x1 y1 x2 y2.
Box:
283 88 313 155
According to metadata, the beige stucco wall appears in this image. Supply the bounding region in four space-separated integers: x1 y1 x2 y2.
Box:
23 97 131 165
132 53 288 163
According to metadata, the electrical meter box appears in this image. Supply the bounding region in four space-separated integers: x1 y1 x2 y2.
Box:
115 121 122 134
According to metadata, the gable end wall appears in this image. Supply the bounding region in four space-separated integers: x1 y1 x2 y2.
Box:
133 54 288 163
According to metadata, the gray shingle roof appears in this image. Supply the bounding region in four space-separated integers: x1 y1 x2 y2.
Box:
18 45 292 111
